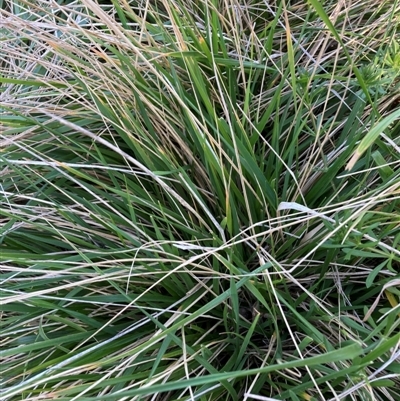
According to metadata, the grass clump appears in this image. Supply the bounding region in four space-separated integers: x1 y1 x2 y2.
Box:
1 0 400 400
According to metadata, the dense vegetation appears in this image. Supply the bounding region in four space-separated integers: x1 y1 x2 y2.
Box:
1 0 400 400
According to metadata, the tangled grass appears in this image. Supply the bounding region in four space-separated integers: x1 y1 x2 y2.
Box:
1 0 400 400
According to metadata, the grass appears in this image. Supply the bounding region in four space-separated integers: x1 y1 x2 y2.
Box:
1 0 400 400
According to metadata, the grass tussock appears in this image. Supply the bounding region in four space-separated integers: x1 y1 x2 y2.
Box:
1 0 400 400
